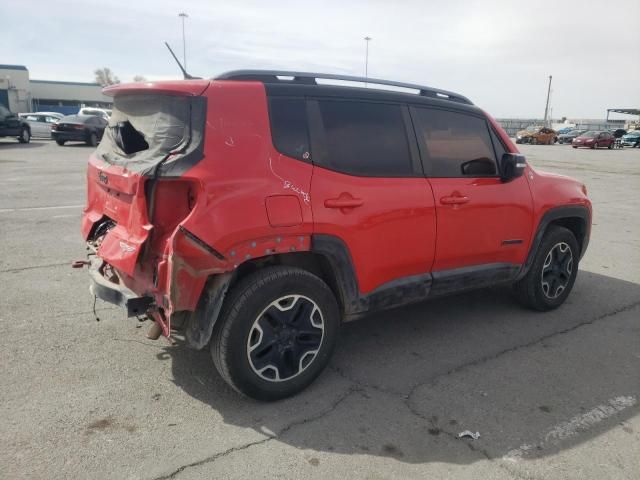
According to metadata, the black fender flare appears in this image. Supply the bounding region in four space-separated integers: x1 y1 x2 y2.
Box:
517 205 591 280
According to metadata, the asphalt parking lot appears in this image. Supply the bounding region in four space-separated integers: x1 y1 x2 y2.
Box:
1 139 639 479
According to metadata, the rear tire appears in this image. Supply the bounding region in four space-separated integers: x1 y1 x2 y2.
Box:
211 266 340 401
608 142 613 149
55 139 66 146
514 226 579 311
87 132 98 147
18 127 31 144
572 146 578 149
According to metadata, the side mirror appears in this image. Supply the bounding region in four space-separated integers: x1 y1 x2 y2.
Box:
500 153 527 181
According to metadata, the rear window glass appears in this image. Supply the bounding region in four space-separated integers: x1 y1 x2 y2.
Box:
96 94 205 176
316 100 413 177
269 98 310 161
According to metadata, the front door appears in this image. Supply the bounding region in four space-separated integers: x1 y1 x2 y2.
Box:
410 106 534 275
308 98 437 294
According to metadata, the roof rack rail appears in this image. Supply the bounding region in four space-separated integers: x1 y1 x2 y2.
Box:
214 70 473 105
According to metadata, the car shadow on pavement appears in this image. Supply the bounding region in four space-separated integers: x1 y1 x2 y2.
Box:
160 270 640 464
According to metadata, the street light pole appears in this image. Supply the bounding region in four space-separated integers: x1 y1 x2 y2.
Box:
364 36 372 86
543 75 552 127
178 12 189 70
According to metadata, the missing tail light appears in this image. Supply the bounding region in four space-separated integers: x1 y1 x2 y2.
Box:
148 180 199 235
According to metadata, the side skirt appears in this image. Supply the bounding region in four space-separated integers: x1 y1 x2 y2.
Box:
312 234 520 321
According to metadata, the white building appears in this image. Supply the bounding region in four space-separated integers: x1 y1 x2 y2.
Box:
0 64 112 114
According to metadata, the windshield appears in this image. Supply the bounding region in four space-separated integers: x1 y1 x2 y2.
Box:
581 131 598 138
525 126 539 132
96 93 206 176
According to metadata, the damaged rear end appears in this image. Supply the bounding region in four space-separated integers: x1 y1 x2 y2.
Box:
80 80 222 338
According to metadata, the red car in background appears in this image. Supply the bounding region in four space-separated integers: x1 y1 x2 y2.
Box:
572 131 615 149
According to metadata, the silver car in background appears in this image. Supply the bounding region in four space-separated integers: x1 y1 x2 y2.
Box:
18 112 64 138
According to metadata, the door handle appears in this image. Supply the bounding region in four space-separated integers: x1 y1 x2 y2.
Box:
324 197 364 209
440 195 469 205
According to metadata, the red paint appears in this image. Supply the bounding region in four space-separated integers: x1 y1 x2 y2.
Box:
429 176 534 271
310 167 437 293
265 195 303 227
82 79 591 334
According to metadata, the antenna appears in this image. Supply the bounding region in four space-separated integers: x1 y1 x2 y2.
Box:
164 41 199 80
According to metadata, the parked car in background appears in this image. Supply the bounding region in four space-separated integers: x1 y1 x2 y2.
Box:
19 112 63 138
0 104 31 143
610 129 627 138
572 131 615 149
621 130 640 148
51 114 108 146
78 107 112 119
515 126 557 144
556 127 574 135
558 129 586 144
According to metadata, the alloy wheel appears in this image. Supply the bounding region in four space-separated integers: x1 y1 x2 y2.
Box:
541 242 573 299
247 295 324 382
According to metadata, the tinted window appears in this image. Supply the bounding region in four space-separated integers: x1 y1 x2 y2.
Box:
413 108 497 177
269 98 310 161
0 105 11 117
317 100 412 176
490 128 506 160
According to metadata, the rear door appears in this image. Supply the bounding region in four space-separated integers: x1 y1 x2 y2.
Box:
411 106 533 274
309 98 436 294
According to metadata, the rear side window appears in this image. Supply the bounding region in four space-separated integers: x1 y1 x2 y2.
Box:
315 100 413 177
269 98 310 161
412 108 497 177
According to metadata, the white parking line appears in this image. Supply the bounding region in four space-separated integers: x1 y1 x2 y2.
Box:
503 395 637 462
0 204 84 213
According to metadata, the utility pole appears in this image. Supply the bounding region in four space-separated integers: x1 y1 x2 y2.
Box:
178 12 189 70
543 75 552 126
364 36 372 86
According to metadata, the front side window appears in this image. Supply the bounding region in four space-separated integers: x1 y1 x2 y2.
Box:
316 100 413 176
412 107 497 177
269 98 310 161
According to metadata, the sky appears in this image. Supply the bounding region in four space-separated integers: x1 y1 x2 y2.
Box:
3 0 639 119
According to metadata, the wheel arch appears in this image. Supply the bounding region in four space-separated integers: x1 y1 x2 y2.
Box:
184 248 348 350
518 205 591 280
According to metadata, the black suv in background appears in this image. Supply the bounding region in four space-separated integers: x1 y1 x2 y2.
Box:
0 104 31 143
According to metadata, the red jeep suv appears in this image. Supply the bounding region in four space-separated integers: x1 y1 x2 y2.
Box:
80 71 591 400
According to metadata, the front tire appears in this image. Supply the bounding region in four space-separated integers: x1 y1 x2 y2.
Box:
18 127 31 144
514 226 579 311
55 139 66 146
211 266 340 401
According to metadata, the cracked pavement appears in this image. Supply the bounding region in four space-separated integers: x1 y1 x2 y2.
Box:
1 140 639 479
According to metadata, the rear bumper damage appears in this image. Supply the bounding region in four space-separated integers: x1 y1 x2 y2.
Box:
88 263 154 317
